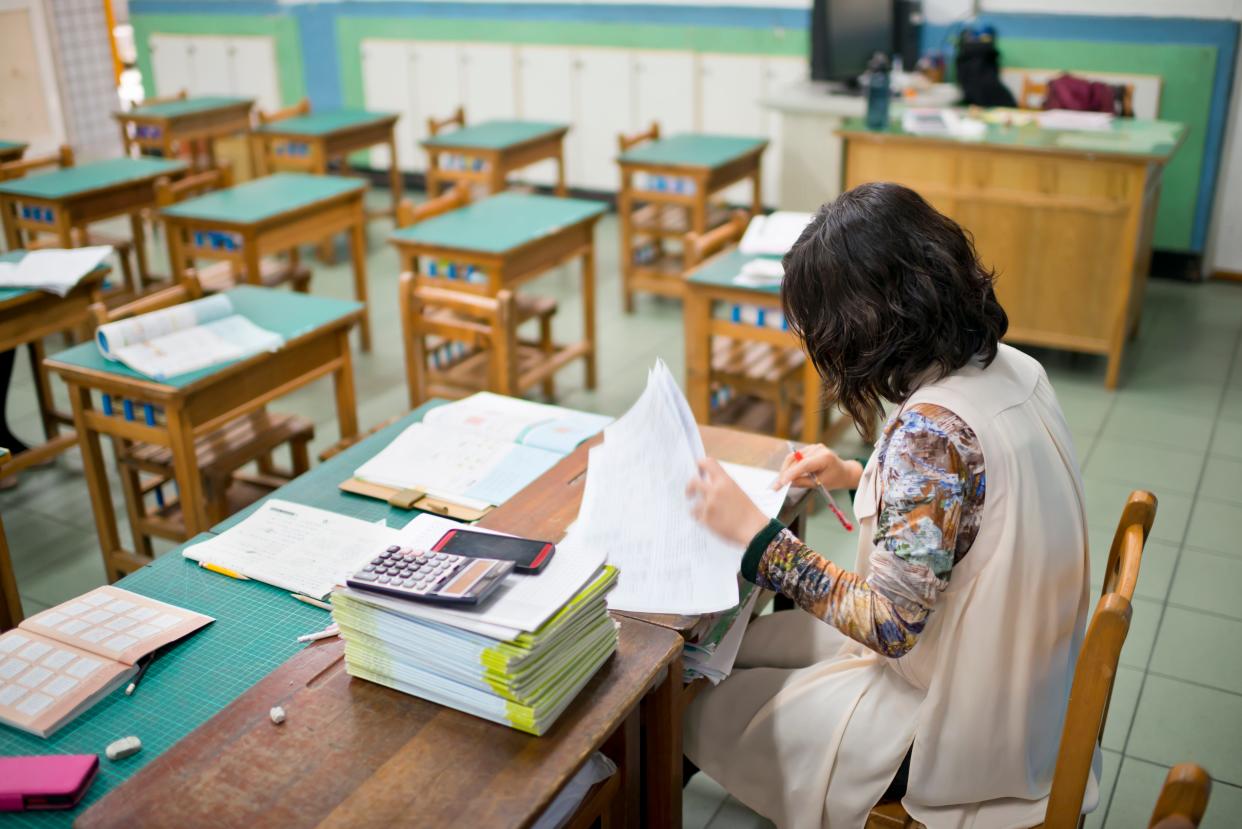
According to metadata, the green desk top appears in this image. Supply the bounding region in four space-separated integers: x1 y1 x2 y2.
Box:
422 120 568 150
687 249 781 296
124 96 253 119
0 140 27 152
0 538 331 828
617 134 767 169
214 402 447 533
160 172 366 225
0 249 109 304
390 192 605 254
0 158 187 200
47 286 362 388
839 114 1186 161
254 109 395 137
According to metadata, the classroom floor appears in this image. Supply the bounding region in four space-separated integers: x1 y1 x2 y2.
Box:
3 189 1242 827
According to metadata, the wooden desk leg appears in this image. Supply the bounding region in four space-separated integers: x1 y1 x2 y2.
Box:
333 329 360 441
618 172 635 314
68 384 126 582
0 199 20 250
603 707 642 829
242 233 263 287
26 341 57 441
130 212 151 288
555 146 568 197
684 291 712 426
751 164 764 216
425 150 440 199
313 146 337 265
166 405 208 537
582 244 598 391
349 215 372 352
801 359 822 446
167 221 188 284
387 132 403 215
641 654 684 829
0 509 22 632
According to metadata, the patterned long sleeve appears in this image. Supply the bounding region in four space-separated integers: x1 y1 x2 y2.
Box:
740 404 985 658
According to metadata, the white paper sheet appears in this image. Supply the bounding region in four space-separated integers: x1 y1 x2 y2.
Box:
732 257 784 287
183 500 399 599
0 246 112 296
574 361 788 615
423 392 612 454
739 211 814 256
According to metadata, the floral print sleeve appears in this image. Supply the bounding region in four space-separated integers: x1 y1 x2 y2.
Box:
744 404 985 658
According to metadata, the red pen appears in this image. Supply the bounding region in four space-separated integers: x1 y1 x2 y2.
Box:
787 441 854 532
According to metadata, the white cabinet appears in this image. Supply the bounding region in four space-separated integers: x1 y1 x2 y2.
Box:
633 50 696 135
148 34 194 99
699 53 766 204
761 56 807 207
229 36 281 113
147 33 280 113
515 46 574 186
361 39 414 171
461 43 517 123
410 41 462 143
572 47 632 190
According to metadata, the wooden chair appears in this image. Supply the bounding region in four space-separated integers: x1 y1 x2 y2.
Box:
867 490 1156 829
1149 763 1211 828
395 184 560 407
154 163 312 293
257 97 311 127
427 106 466 139
0 145 139 294
90 277 314 553
686 210 808 439
0 451 21 632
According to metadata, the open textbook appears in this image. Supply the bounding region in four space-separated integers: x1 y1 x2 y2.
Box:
0 586 212 737
95 293 283 380
348 393 613 513
575 360 789 614
0 246 112 297
739 211 813 256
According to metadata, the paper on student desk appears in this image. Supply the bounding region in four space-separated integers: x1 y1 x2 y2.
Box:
739 211 813 256
424 392 613 455
0 246 112 297
184 500 399 599
732 257 784 287
575 360 790 615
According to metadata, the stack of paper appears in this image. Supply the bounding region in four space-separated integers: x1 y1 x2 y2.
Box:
1037 109 1114 132
739 211 813 256
0 246 112 297
96 293 283 380
681 583 759 684
574 360 789 615
732 256 784 287
332 516 617 736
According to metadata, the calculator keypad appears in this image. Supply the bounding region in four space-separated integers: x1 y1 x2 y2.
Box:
349 545 469 595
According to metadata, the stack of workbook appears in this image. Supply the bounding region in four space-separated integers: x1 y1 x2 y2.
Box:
331 517 618 736
681 582 759 685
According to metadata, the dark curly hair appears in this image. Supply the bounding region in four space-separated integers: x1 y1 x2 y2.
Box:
781 182 1008 438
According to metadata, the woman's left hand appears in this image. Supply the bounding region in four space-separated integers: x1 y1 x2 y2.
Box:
686 458 771 547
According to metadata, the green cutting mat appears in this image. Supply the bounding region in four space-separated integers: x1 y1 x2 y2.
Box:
0 541 331 827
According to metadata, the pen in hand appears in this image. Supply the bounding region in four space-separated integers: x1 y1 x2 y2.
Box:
785 441 854 532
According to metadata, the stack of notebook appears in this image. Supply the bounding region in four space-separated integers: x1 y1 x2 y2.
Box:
331 519 618 736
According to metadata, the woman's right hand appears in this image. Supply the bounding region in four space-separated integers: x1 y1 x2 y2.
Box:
772 444 864 492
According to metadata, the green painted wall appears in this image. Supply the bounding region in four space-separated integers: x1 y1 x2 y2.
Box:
130 14 307 107
999 38 1216 252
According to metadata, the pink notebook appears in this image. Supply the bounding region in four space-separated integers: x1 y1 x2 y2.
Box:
0 754 99 811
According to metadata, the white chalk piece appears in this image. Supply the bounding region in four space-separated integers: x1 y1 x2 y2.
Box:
269 706 286 725
106 735 142 760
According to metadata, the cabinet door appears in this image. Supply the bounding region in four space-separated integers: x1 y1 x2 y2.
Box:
410 41 463 144
699 53 766 204
361 39 415 171
632 50 695 135
761 55 808 207
148 34 193 99
229 36 281 113
187 36 233 97
461 42 516 123
515 45 574 187
572 47 632 191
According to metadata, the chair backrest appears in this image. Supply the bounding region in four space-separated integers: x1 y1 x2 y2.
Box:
142 89 188 107
92 274 204 328
154 163 234 209
0 144 74 181
684 210 750 269
395 183 471 230
1149 764 1211 828
1099 490 1155 602
618 121 660 153
257 97 311 126
1019 75 1048 110
427 106 466 138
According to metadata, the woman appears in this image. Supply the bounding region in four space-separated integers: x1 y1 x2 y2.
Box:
685 183 1092 828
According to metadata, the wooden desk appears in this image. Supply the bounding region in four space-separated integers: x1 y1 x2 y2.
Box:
0 447 17 631
44 286 362 582
0 140 27 165
616 134 767 311
115 96 254 168
0 251 109 477
160 173 373 351
390 192 605 395
0 158 186 286
252 109 402 218
422 120 570 197
839 116 1186 388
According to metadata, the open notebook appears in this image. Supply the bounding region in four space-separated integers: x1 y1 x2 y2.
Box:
342 393 613 519
95 293 282 381
0 586 213 737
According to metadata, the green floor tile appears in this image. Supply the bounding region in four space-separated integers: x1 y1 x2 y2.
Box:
1084 439 1206 496
1104 667 1144 752
1101 756 1171 828
1116 595 1163 670
1150 606 1242 695
1200 455 1242 503
1169 548 1242 620
1127 674 1242 786
1088 527 1177 601
1184 498 1242 557
1085 476 1192 545
1084 749 1123 829
1209 418 1242 459
1101 407 1217 454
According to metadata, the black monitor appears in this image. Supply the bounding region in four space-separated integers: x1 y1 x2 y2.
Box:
810 0 896 86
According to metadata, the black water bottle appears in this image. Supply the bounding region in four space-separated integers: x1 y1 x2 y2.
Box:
865 52 892 131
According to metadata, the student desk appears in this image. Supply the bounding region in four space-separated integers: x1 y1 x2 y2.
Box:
0 158 186 287
422 120 570 197
115 96 254 167
616 134 767 310
0 251 110 477
159 173 374 352
389 192 605 394
251 109 402 216
0 447 17 630
43 286 363 582
0 140 27 164
839 116 1186 388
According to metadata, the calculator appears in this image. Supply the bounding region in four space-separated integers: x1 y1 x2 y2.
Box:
345 546 513 606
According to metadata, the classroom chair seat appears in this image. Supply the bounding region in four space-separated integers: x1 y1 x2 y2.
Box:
711 337 806 439
195 257 313 294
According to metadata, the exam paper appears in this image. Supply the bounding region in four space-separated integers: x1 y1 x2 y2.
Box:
732 257 784 287
423 392 612 454
0 246 112 296
183 500 399 599
739 211 813 256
